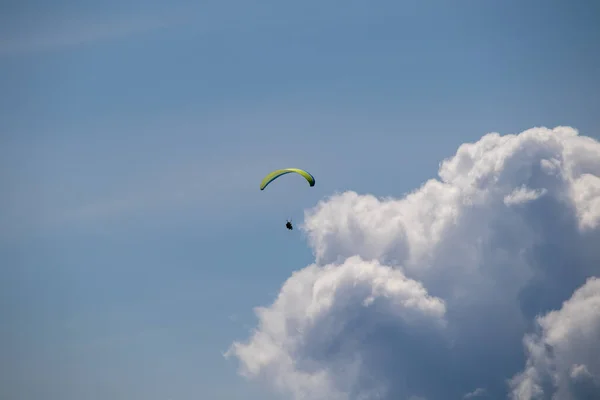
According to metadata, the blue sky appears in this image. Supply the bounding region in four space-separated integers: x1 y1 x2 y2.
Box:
1 1 599 399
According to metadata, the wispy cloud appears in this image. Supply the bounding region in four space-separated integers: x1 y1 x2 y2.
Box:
51 159 255 227
0 12 181 56
0 151 291 241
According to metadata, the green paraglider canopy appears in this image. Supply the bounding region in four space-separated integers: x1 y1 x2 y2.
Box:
259 168 315 190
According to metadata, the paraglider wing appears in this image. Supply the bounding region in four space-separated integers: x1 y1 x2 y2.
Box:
259 168 315 190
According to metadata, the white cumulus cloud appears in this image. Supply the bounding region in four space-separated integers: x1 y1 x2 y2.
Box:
504 186 547 206
510 277 600 400
464 387 488 398
226 256 447 400
227 126 600 400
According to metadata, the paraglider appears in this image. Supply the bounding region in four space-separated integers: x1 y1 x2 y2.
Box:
259 168 315 230
259 168 315 191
